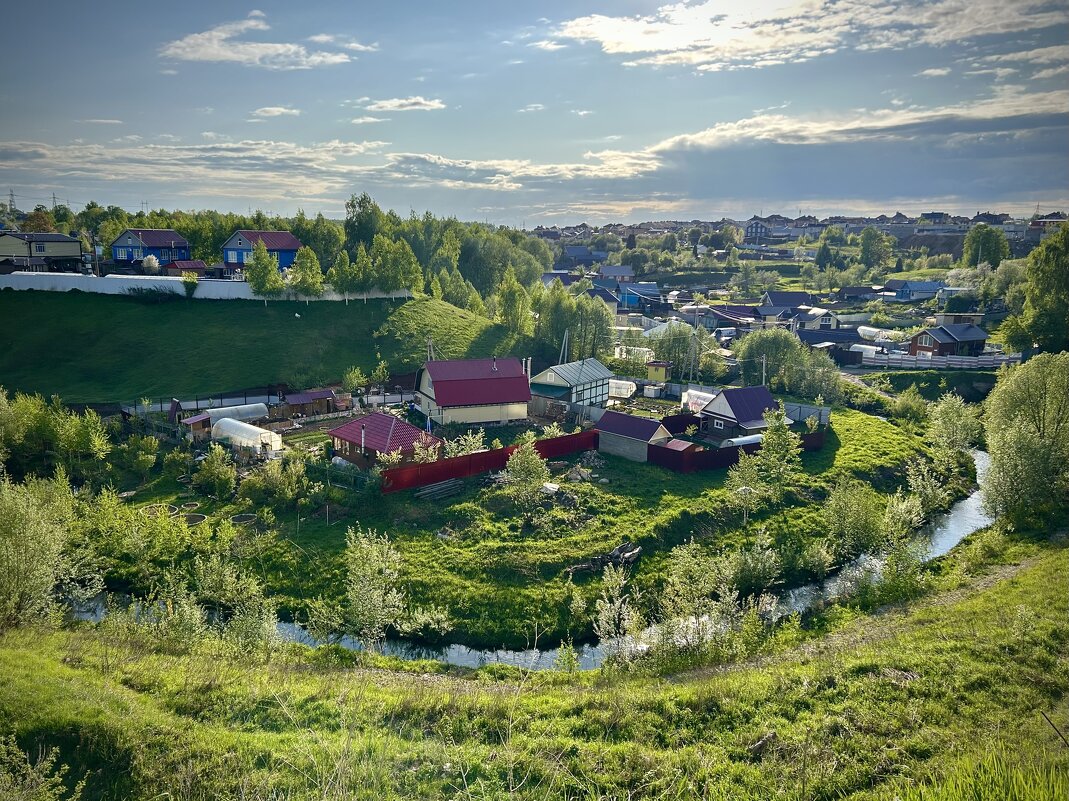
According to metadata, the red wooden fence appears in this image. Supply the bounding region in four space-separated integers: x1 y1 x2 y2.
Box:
380 429 599 493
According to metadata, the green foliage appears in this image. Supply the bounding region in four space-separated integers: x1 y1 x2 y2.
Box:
823 478 884 558
753 405 803 504
180 270 198 299
495 265 531 334
0 734 84 800
1018 222 1069 352
926 393 981 472
504 440 550 519
343 527 406 646
961 223 1010 269
982 353 1069 527
858 226 894 270
244 240 285 300
288 246 323 300
892 385 929 424
238 455 321 510
192 444 236 499
341 365 367 394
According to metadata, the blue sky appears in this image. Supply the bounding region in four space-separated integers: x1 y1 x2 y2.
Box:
2 1 1067 224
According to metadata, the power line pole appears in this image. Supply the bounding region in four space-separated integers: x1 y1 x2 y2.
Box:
52 193 58 211
761 354 767 386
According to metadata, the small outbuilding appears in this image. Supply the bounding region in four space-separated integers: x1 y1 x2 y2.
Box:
180 412 213 441
329 412 442 468
698 386 783 440
530 359 613 407
909 324 988 357
594 411 672 462
646 360 672 382
285 389 336 417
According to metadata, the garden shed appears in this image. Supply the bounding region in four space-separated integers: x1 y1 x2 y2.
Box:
211 418 282 455
594 411 671 462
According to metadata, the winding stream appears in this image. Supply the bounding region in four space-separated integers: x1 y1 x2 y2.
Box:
76 453 993 672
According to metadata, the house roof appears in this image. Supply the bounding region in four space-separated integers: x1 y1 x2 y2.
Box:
541 271 580 286
286 388 336 405
586 287 619 305
764 291 812 307
181 412 211 425
792 307 834 323
595 410 668 442
169 260 207 272
232 230 303 251
420 358 532 407
3 232 78 243
796 328 863 346
702 386 778 428
532 359 613 388
921 324 988 344
115 229 189 248
330 412 440 454
662 438 698 452
599 265 634 277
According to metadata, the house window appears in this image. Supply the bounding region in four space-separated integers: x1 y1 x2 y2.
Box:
821 316 833 325
34 243 45 253
713 419 724 429
918 334 934 348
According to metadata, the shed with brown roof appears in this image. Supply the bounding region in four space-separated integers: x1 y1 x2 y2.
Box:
330 412 441 468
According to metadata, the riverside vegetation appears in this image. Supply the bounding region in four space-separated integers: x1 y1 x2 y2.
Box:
1 354 1068 798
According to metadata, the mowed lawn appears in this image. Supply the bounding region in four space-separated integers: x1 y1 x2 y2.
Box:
0 291 513 402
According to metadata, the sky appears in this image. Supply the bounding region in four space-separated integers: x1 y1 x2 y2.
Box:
2 1 1067 225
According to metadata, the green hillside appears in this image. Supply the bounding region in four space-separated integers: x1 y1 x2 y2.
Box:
0 291 520 402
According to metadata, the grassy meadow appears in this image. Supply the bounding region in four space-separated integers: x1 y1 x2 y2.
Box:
0 291 518 402
2 532 1064 800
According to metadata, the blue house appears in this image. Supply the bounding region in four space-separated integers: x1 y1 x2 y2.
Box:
110 229 190 265
222 230 303 272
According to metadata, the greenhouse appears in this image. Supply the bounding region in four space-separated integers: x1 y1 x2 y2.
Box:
205 403 269 424
210 418 282 454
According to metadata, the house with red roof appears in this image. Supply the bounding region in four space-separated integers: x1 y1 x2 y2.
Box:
697 385 783 440
222 230 303 273
415 357 531 426
329 412 442 468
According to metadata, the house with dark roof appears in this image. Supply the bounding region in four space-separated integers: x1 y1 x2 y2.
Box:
415 357 531 425
329 412 442 468
598 264 634 282
541 271 580 288
697 386 782 440
560 245 608 268
761 290 814 308
284 388 336 417
585 286 620 314
222 230 303 272
530 359 613 407
594 411 671 462
110 229 190 266
883 279 944 301
908 324 988 357
0 232 83 272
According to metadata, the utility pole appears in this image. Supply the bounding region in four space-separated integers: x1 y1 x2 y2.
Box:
51 193 57 211
761 354 767 386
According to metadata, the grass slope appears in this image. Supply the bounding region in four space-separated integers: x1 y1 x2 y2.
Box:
2 541 1065 800
0 292 518 402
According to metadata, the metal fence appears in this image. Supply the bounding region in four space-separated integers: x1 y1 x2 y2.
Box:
861 353 1020 370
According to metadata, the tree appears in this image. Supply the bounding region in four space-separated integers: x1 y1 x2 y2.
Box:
733 328 802 388
0 475 99 630
141 254 160 275
244 240 284 304
343 527 405 647
1018 223 1069 352
593 564 640 656
289 246 324 303
687 227 702 246
341 366 367 395
371 360 391 389
725 451 767 526
22 208 56 232
858 227 893 270
495 265 531 334
661 233 678 252
344 192 386 253
823 478 884 558
181 270 198 299
982 353 1069 526
193 443 236 499
926 392 981 473
504 439 550 519
753 405 802 505
961 223 1010 269
326 251 355 304
625 233 637 249
411 435 440 464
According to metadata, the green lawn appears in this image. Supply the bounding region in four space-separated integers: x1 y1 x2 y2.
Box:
0 292 519 402
2 537 1064 800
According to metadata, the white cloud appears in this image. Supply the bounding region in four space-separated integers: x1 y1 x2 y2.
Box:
156 134 181 142
160 69 179 75
365 96 446 111
517 103 545 113
160 12 351 70
78 119 123 124
351 116 388 124
983 44 1069 65
552 0 1069 72
308 33 335 43
1034 64 1069 80
251 106 302 117
964 67 1018 79
111 135 143 143
916 67 951 77
529 40 565 51
572 109 594 116
344 41 379 52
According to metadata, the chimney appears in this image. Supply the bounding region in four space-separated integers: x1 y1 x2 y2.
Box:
360 423 366 455
492 355 498 372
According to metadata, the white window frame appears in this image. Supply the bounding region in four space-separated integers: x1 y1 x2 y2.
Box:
713 419 724 430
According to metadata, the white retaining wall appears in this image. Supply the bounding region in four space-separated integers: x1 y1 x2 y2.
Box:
861 352 1021 370
0 272 412 302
